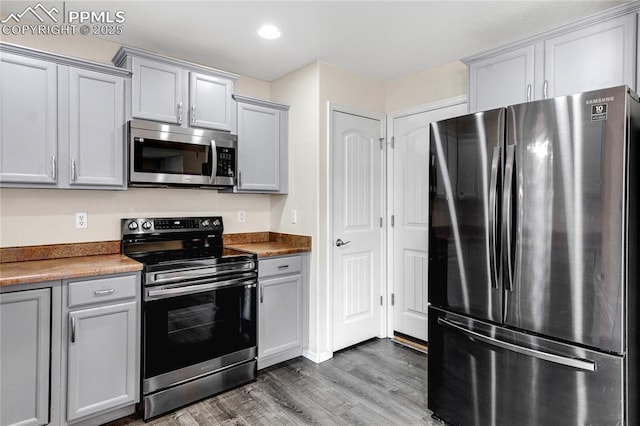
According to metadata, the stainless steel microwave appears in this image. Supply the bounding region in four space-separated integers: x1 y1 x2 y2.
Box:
128 119 237 188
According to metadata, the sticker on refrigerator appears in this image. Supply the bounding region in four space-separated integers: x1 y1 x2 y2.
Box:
591 104 608 121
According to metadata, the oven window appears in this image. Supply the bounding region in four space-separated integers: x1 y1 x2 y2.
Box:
144 284 256 378
134 138 212 176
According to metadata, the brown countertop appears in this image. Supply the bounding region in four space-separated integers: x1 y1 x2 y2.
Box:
225 232 311 258
0 231 310 287
0 254 142 287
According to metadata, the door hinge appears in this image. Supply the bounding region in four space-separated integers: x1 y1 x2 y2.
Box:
379 137 385 150
391 293 395 306
391 215 395 227
380 295 383 306
380 217 383 228
391 136 395 149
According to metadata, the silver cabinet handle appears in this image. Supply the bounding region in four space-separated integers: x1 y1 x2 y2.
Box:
94 288 115 296
238 172 242 188
51 156 56 180
526 84 532 102
543 80 548 99
438 318 596 372
260 284 264 303
71 316 76 343
177 101 183 124
336 238 351 247
277 265 289 270
191 105 196 124
71 158 77 181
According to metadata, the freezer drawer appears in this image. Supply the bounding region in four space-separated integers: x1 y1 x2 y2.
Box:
428 307 625 426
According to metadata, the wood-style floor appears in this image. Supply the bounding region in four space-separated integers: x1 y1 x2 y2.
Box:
107 338 441 425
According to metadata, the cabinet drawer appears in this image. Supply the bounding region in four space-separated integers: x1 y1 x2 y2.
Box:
259 255 302 278
68 274 137 308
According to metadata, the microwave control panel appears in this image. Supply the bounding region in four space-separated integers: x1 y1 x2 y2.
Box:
217 148 236 177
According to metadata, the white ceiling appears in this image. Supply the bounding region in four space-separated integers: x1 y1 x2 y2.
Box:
1 1 632 81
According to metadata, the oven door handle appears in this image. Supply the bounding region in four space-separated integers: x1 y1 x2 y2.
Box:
147 278 257 300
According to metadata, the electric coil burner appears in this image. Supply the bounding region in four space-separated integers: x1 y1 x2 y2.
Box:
121 216 257 420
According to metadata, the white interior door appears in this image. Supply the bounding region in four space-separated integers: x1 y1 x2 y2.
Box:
390 101 467 342
332 108 384 352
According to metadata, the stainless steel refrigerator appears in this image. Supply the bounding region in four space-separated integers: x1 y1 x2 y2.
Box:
428 85 639 425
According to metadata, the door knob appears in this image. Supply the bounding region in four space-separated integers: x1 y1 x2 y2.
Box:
336 238 351 247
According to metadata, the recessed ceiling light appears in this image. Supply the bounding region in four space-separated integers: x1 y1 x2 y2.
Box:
258 24 281 40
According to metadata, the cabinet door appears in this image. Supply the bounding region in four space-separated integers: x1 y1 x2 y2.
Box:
237 102 281 191
68 68 125 188
259 274 303 359
468 45 535 112
67 301 137 422
189 72 233 131
544 14 635 98
131 57 184 124
1 289 51 426
0 53 57 185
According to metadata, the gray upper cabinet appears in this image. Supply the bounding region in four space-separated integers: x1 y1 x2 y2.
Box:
0 43 129 190
114 46 238 132
0 288 51 426
131 57 184 124
468 45 535 112
465 7 637 112
190 72 233 131
0 52 58 185
234 95 289 193
67 67 125 187
543 13 635 99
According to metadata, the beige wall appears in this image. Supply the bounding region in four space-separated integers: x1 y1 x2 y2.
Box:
270 62 321 358
386 60 467 113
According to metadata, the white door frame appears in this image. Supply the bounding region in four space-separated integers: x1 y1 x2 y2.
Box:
385 95 467 338
327 102 387 352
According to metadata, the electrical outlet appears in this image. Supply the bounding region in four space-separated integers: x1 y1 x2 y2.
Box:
290 209 298 224
75 212 88 229
238 210 246 223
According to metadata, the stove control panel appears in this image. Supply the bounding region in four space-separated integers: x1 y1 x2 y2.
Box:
121 216 223 236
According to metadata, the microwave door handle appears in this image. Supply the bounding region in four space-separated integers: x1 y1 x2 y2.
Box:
210 139 217 184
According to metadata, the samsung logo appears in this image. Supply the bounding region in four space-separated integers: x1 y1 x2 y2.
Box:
586 96 614 105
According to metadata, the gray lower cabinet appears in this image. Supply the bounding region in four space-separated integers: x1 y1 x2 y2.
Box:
233 95 289 194
63 274 140 424
258 254 308 369
0 43 129 190
0 288 51 426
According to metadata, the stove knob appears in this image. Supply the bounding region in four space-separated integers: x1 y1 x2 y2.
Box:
201 219 210 228
128 221 139 231
142 221 152 230
213 219 221 227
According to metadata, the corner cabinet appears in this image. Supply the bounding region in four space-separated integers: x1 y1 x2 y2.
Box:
465 9 637 112
63 273 140 424
258 254 308 369
0 288 51 426
0 43 129 190
233 95 289 193
113 46 237 133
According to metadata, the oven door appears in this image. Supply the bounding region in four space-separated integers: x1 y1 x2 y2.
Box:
143 278 256 394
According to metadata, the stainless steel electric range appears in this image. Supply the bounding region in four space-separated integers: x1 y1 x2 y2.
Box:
121 216 257 420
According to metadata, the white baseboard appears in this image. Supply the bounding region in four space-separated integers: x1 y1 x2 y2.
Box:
303 349 333 364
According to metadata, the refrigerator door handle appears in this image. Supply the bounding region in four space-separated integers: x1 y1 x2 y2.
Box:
488 146 501 288
438 317 596 372
502 144 516 291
